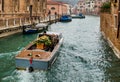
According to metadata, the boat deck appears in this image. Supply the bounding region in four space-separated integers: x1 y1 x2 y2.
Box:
16 49 51 60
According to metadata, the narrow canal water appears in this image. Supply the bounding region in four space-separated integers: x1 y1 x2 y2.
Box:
0 16 120 82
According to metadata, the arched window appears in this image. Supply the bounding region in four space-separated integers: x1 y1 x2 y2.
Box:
51 7 55 10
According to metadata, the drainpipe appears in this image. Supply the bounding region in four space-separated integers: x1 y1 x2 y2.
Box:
117 1 120 38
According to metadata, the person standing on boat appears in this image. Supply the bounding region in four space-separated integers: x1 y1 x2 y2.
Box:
54 12 58 23
48 10 51 21
43 30 47 34
28 53 34 72
29 53 33 65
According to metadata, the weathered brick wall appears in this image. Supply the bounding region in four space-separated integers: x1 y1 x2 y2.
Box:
0 0 47 18
100 13 120 57
0 19 5 27
0 0 47 28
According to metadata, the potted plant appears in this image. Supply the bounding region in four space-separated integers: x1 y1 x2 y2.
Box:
100 2 111 13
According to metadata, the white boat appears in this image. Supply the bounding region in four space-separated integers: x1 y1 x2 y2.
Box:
15 32 63 71
71 14 85 19
35 23 48 28
23 23 49 34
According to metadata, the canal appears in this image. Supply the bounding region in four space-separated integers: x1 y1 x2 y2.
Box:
0 16 120 82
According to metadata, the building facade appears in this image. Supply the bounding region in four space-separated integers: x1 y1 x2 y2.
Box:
47 0 69 16
100 0 120 58
76 0 109 15
77 0 86 14
0 0 47 18
94 0 109 15
0 0 47 27
0 0 47 37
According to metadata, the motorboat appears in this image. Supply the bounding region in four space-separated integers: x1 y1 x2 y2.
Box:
59 15 72 22
71 13 85 19
15 31 63 71
23 23 48 34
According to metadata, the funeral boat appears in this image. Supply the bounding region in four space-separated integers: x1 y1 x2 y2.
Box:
15 31 63 71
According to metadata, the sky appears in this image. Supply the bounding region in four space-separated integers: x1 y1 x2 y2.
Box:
53 0 79 5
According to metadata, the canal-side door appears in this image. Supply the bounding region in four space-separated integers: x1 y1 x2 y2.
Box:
0 0 4 12
29 5 32 17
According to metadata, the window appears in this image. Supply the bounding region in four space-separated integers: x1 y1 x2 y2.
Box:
0 0 1 11
51 7 55 10
2 0 4 12
114 0 117 3
115 16 118 28
25 0 30 12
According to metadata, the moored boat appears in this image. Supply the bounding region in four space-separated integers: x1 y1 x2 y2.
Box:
59 15 72 22
15 31 63 71
71 13 85 19
23 23 48 34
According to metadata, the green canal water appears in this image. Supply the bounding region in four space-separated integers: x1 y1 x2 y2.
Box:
0 16 120 82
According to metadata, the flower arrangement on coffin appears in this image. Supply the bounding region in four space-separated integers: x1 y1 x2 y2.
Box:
35 35 52 49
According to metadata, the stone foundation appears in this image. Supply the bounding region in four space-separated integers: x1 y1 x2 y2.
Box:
0 16 59 38
100 13 120 58
0 26 22 38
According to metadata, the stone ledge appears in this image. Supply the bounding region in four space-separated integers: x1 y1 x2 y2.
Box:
0 26 22 38
101 31 120 58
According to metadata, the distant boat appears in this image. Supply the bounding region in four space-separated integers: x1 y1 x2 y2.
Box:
71 13 85 19
23 23 48 34
59 15 72 22
15 31 63 71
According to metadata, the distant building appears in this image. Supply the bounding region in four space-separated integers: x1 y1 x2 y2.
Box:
47 0 70 16
77 0 86 14
94 0 109 15
76 0 109 15
85 0 95 14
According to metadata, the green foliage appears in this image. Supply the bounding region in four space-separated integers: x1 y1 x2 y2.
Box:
100 2 111 13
